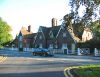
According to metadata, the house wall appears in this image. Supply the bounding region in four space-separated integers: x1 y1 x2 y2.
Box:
82 30 93 42
34 32 46 48
57 28 74 50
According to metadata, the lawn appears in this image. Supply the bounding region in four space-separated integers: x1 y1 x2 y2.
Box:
71 65 100 77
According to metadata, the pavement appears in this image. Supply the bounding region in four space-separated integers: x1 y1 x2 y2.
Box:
54 54 100 60
0 49 100 77
0 56 7 63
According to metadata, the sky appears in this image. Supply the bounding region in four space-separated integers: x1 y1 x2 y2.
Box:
0 0 71 38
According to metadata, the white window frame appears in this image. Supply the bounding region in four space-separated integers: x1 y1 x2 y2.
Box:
19 36 22 41
39 36 42 39
39 44 42 48
50 33 54 38
63 33 66 37
49 44 53 49
62 43 67 49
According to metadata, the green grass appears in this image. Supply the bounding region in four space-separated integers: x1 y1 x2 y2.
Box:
73 65 100 77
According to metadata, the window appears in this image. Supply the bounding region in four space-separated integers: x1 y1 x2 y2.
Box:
50 33 54 38
55 44 58 48
39 36 42 39
19 36 22 41
49 44 53 49
62 44 67 49
63 33 66 37
39 44 42 48
19 42 22 48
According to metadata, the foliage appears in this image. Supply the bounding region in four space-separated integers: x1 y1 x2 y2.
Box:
68 0 100 24
90 20 100 39
63 0 100 38
77 39 100 53
0 17 12 47
73 65 100 77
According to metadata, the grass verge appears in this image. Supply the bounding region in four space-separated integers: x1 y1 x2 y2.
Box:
71 65 100 77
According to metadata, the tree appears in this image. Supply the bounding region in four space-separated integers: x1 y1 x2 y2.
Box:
64 0 100 39
68 0 100 24
90 20 100 38
0 17 12 47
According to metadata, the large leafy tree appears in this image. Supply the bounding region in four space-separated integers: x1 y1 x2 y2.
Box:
0 17 12 47
90 20 100 39
64 0 100 38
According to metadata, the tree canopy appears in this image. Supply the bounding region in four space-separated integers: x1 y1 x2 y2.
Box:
64 0 100 49
0 17 12 47
64 0 100 38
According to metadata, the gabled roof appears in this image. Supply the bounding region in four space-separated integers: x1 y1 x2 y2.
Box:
20 27 33 36
39 26 51 38
38 26 60 39
18 26 33 39
24 33 37 39
56 25 77 43
50 26 60 37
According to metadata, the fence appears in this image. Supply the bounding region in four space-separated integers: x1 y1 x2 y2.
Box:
49 49 64 54
77 48 90 55
94 48 100 56
2 47 33 51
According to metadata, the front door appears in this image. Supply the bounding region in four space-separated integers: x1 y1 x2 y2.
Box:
62 44 68 54
64 49 68 54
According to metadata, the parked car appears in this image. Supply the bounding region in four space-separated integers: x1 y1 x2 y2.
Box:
32 48 53 57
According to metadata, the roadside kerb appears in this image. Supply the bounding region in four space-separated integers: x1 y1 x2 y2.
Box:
64 66 80 77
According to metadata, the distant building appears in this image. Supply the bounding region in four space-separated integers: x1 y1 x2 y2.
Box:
14 25 36 48
82 27 93 42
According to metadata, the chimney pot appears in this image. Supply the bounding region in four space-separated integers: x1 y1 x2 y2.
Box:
52 18 57 27
28 25 31 32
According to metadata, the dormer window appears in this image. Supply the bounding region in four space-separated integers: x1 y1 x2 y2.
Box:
39 36 42 39
63 33 66 37
49 31 54 39
50 33 54 38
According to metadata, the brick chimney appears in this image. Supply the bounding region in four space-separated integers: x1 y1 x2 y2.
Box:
52 18 57 27
28 25 31 32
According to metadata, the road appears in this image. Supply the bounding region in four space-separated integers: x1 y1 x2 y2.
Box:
0 49 100 77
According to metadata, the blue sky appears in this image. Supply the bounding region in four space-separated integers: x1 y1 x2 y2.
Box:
0 0 70 38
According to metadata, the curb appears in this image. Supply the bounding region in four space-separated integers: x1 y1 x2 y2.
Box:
64 67 73 77
64 66 79 77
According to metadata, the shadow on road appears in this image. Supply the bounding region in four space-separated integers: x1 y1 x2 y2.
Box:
0 71 65 77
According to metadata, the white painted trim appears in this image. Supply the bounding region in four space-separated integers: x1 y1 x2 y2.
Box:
49 31 54 38
33 26 45 44
39 27 45 39
56 26 62 38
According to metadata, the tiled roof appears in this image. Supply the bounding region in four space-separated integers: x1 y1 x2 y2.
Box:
40 26 51 38
20 27 33 35
40 26 60 39
51 26 60 37
18 26 34 39
24 33 37 39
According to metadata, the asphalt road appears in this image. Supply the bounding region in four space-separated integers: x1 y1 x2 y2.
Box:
0 49 100 77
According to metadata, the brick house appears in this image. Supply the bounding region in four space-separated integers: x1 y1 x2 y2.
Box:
12 18 76 53
14 25 36 49
34 18 76 54
33 26 50 48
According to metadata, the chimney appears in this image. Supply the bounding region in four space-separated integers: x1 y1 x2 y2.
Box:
52 18 57 27
28 25 31 32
